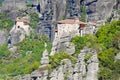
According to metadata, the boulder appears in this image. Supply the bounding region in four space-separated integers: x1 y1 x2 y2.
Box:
86 54 99 80
66 42 75 55
115 53 120 61
41 49 49 65
0 30 7 45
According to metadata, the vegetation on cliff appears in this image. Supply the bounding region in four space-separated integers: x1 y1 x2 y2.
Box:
72 20 120 80
50 21 120 80
0 33 51 79
80 5 87 22
96 21 120 80
30 13 40 29
49 51 76 69
0 13 14 30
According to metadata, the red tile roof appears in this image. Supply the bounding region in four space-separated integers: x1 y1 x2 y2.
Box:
88 22 96 25
58 19 87 25
16 19 30 24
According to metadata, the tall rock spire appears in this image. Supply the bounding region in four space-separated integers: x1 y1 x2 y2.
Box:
67 0 79 18
37 0 55 42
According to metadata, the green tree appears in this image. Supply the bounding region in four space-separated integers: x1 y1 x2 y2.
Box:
80 6 86 22
72 36 86 55
0 13 14 30
30 13 40 29
98 67 112 80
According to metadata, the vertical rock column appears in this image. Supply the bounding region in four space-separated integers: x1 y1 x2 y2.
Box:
86 54 99 80
73 49 86 80
0 30 7 46
41 49 49 65
67 0 79 18
37 0 55 42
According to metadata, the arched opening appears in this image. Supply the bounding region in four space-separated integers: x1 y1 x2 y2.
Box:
18 26 20 28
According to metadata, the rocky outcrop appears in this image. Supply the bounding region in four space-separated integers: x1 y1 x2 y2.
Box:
115 53 120 61
0 30 7 45
1 0 27 20
1 0 118 42
49 48 99 80
86 0 116 22
18 48 99 80
50 31 75 55
1 0 119 22
49 59 73 80
1 0 26 11
9 19 31 44
86 54 99 80
41 49 49 65
36 0 55 41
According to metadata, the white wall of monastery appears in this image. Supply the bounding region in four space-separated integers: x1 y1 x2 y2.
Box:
57 24 80 38
15 22 30 35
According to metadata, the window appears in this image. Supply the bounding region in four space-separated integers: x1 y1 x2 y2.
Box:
18 26 20 28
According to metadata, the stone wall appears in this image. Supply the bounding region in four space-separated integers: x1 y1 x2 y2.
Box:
57 24 79 38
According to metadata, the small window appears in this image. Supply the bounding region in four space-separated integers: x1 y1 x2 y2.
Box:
18 26 20 28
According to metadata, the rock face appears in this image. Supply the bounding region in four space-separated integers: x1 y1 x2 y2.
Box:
1 0 119 22
115 53 120 61
36 0 55 42
9 18 31 44
1 0 26 11
86 0 117 22
1 0 119 41
19 48 99 80
0 30 7 45
50 48 98 80
41 49 49 65
50 31 76 55
86 54 99 80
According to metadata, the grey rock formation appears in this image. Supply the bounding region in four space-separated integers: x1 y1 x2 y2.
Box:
8 46 17 53
51 48 99 80
1 0 118 43
0 30 7 45
1 0 27 20
1 0 119 23
36 0 55 42
66 43 75 55
18 48 99 80
115 53 120 61
18 74 31 80
86 0 116 22
41 49 49 65
31 66 48 80
9 21 31 44
50 31 76 55
49 59 73 80
56 0 67 20
10 30 20 44
86 54 99 80
1 0 26 12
